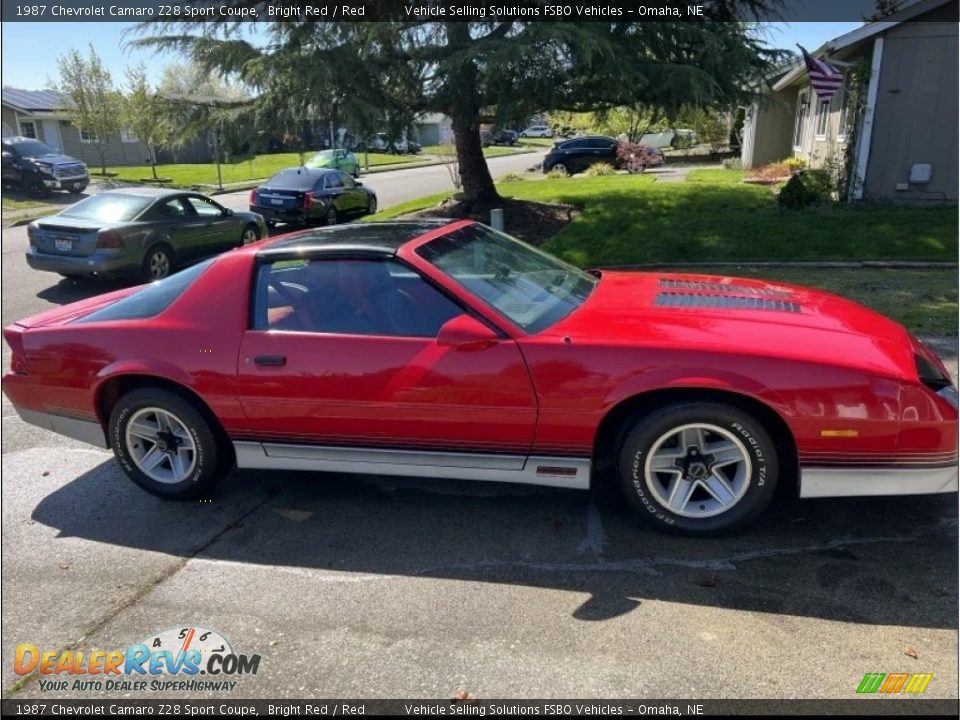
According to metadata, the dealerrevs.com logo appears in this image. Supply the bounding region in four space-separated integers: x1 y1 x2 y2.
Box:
14 625 261 693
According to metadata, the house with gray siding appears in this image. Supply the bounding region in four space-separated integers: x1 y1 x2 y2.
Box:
741 0 957 203
1 87 152 166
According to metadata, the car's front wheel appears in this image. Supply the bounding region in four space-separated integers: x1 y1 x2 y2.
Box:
617 402 778 536
367 196 378 215
241 224 260 245
109 388 228 500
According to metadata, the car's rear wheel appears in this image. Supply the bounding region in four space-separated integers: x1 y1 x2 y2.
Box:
142 245 173 282
617 402 778 536
241 224 260 245
109 388 227 500
550 163 569 176
325 206 338 226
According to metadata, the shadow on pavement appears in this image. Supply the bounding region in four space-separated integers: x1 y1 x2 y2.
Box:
32 459 958 627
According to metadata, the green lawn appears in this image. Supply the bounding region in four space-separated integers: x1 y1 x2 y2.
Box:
518 137 557 148
1 196 51 211
94 152 414 187
373 169 956 265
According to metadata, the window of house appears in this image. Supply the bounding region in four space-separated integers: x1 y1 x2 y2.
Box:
837 79 851 142
120 128 138 143
79 128 98 144
19 121 36 139
814 98 830 139
792 89 809 149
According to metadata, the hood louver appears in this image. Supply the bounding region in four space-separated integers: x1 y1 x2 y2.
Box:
659 279 792 297
654 292 802 313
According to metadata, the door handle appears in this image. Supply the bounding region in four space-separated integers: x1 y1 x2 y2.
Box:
253 355 286 367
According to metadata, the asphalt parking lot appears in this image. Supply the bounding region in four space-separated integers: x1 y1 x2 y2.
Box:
1 160 957 700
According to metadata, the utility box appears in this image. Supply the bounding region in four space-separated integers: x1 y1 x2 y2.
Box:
909 164 932 184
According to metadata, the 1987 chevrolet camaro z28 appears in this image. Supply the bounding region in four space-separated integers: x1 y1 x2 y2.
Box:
3 220 957 534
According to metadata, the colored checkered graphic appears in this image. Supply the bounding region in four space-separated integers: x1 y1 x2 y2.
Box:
857 672 933 694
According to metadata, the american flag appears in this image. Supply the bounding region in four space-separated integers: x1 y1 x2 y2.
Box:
799 45 844 102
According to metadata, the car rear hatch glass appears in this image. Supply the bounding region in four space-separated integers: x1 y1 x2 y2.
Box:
257 169 316 208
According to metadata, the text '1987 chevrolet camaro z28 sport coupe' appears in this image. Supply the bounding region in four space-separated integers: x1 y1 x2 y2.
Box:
3 220 958 535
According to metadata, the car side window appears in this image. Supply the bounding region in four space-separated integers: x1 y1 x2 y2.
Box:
324 173 343 190
561 139 587 150
185 196 224 218
338 172 356 189
152 198 191 220
587 138 615 149
253 257 463 338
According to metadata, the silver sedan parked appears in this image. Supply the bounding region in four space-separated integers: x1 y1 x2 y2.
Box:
26 188 268 282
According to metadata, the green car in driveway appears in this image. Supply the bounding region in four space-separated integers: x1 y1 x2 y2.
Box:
25 188 268 282
305 149 361 177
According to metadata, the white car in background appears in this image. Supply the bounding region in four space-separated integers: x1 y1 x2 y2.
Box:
520 125 554 138
637 128 698 149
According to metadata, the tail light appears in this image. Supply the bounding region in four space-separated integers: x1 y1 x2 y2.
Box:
3 326 28 375
303 192 313 209
249 189 258 205
96 230 125 249
26 225 38 244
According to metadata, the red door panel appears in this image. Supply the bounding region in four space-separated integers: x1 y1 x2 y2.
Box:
236 330 538 454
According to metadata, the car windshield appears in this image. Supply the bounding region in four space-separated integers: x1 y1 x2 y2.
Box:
13 140 58 158
417 224 597 333
58 193 152 222
306 151 335 166
265 168 317 190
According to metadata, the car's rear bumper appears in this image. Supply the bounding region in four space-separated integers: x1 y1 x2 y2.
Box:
26 247 136 276
10 406 107 448
799 464 959 498
251 205 307 224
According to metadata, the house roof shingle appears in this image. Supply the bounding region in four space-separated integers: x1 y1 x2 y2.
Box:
2 87 72 112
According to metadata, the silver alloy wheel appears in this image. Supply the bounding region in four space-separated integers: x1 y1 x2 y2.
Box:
643 423 752 519
148 250 170 279
326 207 337 225
241 226 259 244
551 163 568 175
125 407 197 484
368 196 377 214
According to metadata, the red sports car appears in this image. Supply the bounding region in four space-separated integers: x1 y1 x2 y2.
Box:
3 220 957 535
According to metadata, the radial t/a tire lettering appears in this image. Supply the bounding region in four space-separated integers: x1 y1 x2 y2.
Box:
617 402 779 536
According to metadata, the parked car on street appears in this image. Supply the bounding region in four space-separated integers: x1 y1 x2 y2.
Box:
1 136 89 198
250 167 377 227
638 128 698 149
358 134 421 154
542 135 648 175
4 220 956 536
305 149 361 177
24 188 266 282
519 125 554 138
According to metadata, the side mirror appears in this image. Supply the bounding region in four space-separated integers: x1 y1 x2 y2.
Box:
222 208 234 217
355 180 363 186
437 314 499 350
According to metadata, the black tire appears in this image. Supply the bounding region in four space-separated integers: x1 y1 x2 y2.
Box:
240 223 260 245
142 244 173 282
25 177 49 198
108 388 227 500
68 184 87 194
617 402 779 536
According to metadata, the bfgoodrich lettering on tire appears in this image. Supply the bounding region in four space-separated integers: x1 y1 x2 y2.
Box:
617 402 778 535
109 388 225 500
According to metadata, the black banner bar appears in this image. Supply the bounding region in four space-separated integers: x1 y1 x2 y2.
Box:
0 0 949 23
2 699 959 716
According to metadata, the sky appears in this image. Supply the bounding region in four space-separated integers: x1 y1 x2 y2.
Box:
0 21 863 92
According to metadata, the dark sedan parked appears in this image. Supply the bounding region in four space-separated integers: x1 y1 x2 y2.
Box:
26 188 267 282
542 135 623 175
250 167 378 227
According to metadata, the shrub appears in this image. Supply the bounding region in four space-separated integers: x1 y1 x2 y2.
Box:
783 156 806 171
584 162 617 177
616 142 662 173
722 157 742 170
498 172 525 183
545 168 569 179
777 169 834 209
